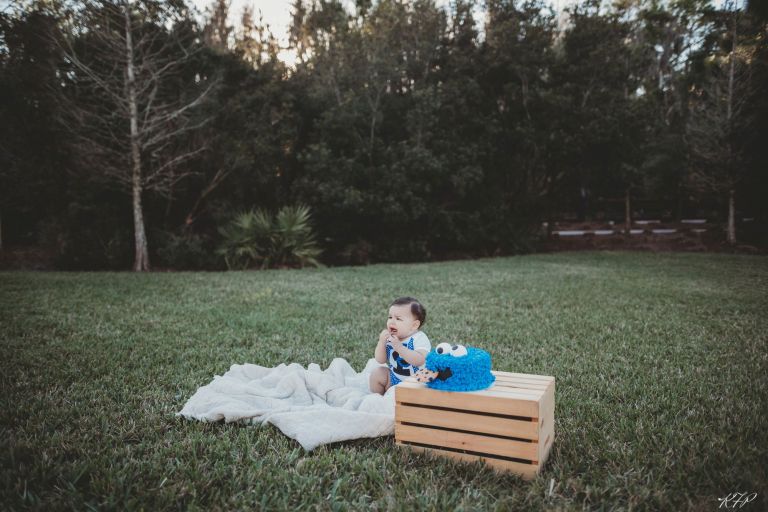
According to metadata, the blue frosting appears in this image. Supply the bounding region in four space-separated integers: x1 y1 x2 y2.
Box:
423 346 495 392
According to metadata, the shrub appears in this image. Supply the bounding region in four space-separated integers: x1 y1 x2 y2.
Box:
154 229 221 270
338 239 373 266
216 205 322 270
37 213 132 270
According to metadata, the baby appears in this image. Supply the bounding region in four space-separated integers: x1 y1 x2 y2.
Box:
369 297 430 395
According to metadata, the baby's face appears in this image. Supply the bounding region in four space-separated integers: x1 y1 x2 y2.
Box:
387 304 420 340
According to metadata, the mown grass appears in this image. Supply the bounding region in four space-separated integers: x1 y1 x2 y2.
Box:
1 251 766 511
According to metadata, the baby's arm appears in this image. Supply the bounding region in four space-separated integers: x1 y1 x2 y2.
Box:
387 343 427 368
374 329 389 364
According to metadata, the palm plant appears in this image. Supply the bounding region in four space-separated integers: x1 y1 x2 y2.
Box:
217 206 322 270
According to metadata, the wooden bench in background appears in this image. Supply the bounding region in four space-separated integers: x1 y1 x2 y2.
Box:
395 371 556 480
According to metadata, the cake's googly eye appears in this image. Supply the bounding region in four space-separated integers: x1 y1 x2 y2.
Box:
435 342 452 355
450 345 468 357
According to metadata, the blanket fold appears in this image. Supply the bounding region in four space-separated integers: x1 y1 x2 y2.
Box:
177 358 395 450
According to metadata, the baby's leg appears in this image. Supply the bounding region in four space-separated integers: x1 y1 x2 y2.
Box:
369 366 391 395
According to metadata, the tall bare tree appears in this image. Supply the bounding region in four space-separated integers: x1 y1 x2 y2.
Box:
686 2 755 245
57 0 214 270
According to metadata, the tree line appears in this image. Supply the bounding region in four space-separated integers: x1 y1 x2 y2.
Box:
1 0 766 270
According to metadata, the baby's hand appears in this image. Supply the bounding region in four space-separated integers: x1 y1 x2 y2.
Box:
386 333 400 347
380 328 399 346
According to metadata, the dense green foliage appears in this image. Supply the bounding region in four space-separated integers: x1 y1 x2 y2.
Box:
1 253 766 509
1 0 766 269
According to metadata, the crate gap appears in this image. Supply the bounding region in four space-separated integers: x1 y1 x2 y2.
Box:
397 401 537 422
399 440 536 466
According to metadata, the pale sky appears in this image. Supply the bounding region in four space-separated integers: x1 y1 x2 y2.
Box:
189 0 736 66
189 0 480 66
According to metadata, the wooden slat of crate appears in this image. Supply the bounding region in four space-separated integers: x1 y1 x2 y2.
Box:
495 376 552 387
493 381 550 392
395 423 538 460
487 385 545 398
537 379 556 464
493 375 553 389
396 382 540 417
396 403 540 440
401 444 539 480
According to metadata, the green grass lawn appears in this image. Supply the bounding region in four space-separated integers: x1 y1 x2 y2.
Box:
1 252 767 511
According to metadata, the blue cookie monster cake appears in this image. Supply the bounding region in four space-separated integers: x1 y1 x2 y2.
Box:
415 343 495 392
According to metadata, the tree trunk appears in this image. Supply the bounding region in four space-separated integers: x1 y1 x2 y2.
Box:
184 167 230 226
727 16 736 123
368 88 382 160
125 4 149 271
727 188 736 245
369 109 377 157
624 188 631 236
132 171 149 270
164 183 174 228
724 10 736 248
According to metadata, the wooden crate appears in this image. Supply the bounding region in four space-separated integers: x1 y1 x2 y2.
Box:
395 371 555 480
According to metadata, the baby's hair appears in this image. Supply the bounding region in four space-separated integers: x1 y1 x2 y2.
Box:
390 296 427 327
